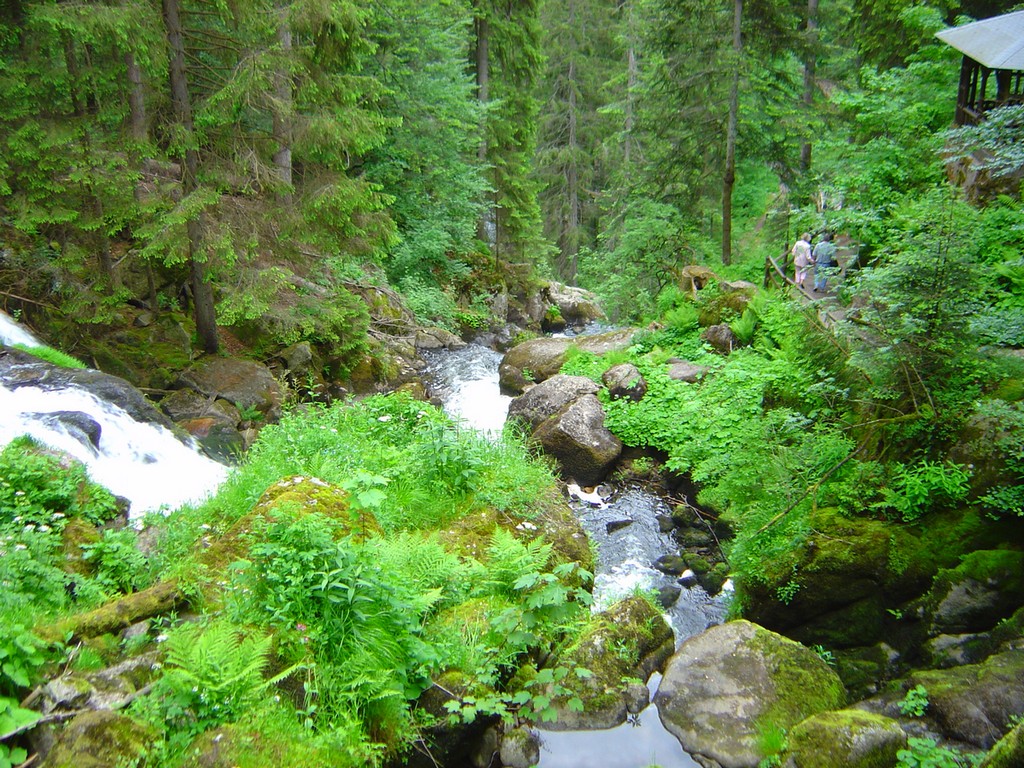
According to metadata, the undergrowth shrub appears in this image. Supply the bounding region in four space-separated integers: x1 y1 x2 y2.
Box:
874 461 971 522
0 438 119 533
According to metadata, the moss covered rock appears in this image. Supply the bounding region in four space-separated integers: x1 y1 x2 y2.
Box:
654 620 846 768
979 721 1024 768
737 506 1015 651
546 595 674 730
786 709 906 768
253 475 383 541
923 550 1024 636
43 710 155 768
438 500 593 576
907 649 1024 749
61 517 101 578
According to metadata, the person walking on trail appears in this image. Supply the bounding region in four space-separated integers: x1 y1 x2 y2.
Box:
812 232 837 293
791 232 813 288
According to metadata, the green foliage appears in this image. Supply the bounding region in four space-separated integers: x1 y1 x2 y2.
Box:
133 620 292 749
730 308 758 345
897 684 929 717
80 528 152 594
896 737 982 768
401 279 460 330
946 105 1024 180
0 438 119 534
875 461 970 522
967 399 1024 519
756 723 789 768
0 625 49 762
10 343 86 368
810 645 836 667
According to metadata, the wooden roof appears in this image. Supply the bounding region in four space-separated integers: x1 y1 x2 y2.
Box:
936 10 1024 70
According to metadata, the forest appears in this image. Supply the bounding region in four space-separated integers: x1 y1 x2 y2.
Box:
1 0 1023 766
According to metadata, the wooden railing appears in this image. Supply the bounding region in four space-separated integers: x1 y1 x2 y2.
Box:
764 251 796 290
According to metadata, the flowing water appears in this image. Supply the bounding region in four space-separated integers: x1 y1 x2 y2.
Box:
0 312 228 517
425 341 729 768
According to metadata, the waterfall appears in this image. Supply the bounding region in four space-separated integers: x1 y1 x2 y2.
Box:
0 311 228 517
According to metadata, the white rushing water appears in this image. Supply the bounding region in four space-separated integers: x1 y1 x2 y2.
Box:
424 341 728 768
1 311 228 517
0 312 39 347
423 344 512 436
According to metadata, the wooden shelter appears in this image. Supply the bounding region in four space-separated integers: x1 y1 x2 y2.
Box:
936 10 1024 125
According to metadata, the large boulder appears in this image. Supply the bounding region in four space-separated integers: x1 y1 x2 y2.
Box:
602 363 647 402
41 710 156 768
545 595 674 730
544 282 604 327
506 375 600 432
532 394 622 486
924 550 1024 636
735 507 1013 652
666 359 709 383
905 650 1024 749
176 357 283 422
499 337 574 394
160 388 241 426
0 348 173 428
784 709 906 768
415 327 467 351
654 620 846 768
980 721 1024 768
498 329 636 395
701 323 738 354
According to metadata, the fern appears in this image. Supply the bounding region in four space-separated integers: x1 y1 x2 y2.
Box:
150 619 301 736
369 533 479 612
483 527 553 598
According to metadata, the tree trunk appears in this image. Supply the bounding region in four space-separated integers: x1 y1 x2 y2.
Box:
722 0 742 266
125 50 146 142
93 195 118 287
474 8 493 246
63 34 84 116
38 580 185 642
271 11 293 205
624 0 638 170
799 0 819 172
163 0 218 354
566 53 580 282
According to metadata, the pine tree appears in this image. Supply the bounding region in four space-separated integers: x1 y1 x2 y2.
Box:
362 0 486 286
536 0 621 282
473 0 547 261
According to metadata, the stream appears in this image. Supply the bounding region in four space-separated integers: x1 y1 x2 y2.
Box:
425 341 728 768
0 312 227 517
2 311 726 766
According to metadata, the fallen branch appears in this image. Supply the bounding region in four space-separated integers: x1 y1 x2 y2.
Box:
756 440 867 535
36 580 185 643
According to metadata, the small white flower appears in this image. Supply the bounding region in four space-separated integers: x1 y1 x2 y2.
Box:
199 523 211 530
14 544 27 551
155 634 169 643
378 414 392 422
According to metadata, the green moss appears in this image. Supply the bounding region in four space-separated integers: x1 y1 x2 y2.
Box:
554 596 674 715
980 722 1024 768
180 710 370 768
61 517 101 578
45 710 156 768
991 378 1024 402
787 709 906 768
749 627 846 731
